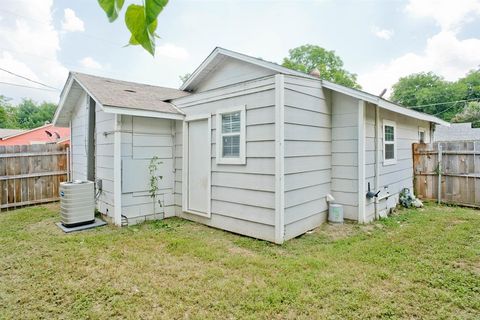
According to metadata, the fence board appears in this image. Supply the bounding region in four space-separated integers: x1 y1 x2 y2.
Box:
0 144 68 210
413 141 480 208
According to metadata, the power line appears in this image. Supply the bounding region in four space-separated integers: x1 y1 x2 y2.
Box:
406 98 480 109
0 81 59 92
0 67 59 90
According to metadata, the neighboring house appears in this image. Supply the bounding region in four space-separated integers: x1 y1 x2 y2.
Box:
0 128 25 139
434 122 480 141
53 47 448 243
0 124 70 146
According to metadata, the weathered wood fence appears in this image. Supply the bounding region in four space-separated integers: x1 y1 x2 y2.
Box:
0 144 68 210
413 141 480 208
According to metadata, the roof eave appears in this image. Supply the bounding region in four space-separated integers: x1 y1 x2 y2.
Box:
321 80 450 126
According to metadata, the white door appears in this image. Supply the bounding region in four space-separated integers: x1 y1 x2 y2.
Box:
186 118 211 215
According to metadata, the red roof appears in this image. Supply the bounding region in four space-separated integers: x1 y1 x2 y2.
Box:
0 124 70 146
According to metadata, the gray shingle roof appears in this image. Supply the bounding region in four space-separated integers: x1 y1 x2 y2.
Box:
0 129 25 139
73 72 189 115
434 123 480 141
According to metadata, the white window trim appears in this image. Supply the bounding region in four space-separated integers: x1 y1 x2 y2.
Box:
215 105 246 165
383 119 397 166
182 113 212 218
418 126 426 143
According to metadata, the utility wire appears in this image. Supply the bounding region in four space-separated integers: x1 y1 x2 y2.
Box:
0 67 59 90
406 98 480 109
0 81 59 92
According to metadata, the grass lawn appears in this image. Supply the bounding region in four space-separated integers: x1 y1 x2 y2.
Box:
0 203 479 319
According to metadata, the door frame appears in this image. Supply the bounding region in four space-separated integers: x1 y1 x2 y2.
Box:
182 113 212 218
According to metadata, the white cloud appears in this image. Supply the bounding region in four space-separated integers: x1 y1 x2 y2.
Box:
406 0 480 31
371 26 394 40
80 57 102 70
359 0 480 96
61 8 84 32
156 43 190 60
0 0 67 102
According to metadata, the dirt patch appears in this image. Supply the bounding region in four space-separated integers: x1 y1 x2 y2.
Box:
227 246 257 257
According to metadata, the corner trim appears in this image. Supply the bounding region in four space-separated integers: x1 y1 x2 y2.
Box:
274 74 285 244
357 100 366 223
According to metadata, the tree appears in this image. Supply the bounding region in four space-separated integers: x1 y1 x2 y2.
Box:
457 70 480 100
0 95 18 129
97 0 168 56
390 72 464 121
179 73 191 84
452 101 480 128
282 45 361 89
15 100 56 129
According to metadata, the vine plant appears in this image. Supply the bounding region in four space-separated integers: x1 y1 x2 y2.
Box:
148 156 163 214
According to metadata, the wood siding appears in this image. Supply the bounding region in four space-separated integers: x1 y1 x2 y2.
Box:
120 116 175 225
195 57 275 92
331 91 359 220
94 103 115 219
283 76 331 240
173 76 276 242
364 104 430 221
70 92 87 181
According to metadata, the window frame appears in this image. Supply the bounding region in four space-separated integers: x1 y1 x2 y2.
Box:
215 105 246 165
418 126 426 143
383 120 397 166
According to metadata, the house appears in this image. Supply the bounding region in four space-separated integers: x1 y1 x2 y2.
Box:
0 128 25 139
0 124 70 146
53 47 448 243
434 122 480 141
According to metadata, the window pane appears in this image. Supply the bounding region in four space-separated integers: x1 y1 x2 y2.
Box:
384 125 394 141
223 135 240 157
385 143 395 160
419 131 425 143
222 112 240 133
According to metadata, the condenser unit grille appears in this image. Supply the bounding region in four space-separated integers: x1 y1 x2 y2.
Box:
59 180 95 227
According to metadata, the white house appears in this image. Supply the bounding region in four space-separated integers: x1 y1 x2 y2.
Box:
53 47 449 243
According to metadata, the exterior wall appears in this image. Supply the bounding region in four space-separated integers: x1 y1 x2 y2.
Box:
195 57 276 92
120 116 175 225
364 104 431 221
330 91 360 220
282 75 331 240
70 92 88 181
173 76 277 242
94 103 115 219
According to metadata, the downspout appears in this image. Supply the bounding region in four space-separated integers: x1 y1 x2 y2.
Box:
374 105 381 220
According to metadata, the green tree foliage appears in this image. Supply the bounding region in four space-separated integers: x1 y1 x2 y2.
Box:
16 100 57 129
97 0 168 55
452 101 480 128
282 45 361 89
0 95 18 129
0 97 56 129
179 73 191 84
390 71 476 121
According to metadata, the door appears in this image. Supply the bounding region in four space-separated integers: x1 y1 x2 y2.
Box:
184 116 211 216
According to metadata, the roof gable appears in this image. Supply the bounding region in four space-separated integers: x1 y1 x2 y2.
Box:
181 47 448 126
54 72 190 126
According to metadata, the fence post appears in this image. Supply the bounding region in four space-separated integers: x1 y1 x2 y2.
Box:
437 144 442 204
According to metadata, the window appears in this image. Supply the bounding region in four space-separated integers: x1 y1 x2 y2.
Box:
418 127 426 143
383 120 396 165
216 105 246 164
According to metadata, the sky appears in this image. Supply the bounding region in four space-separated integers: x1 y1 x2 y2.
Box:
0 0 479 104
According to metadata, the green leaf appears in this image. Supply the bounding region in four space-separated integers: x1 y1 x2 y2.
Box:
97 0 125 22
145 0 168 25
125 4 155 55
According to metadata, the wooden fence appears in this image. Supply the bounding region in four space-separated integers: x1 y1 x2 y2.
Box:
413 141 480 208
0 144 68 210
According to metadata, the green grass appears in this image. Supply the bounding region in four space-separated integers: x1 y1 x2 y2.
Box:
0 203 479 319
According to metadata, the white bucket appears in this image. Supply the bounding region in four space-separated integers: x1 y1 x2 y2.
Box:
328 203 344 223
